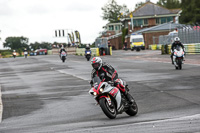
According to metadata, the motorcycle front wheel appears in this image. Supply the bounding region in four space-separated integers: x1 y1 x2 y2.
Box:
99 97 116 119
178 59 182 70
62 56 65 63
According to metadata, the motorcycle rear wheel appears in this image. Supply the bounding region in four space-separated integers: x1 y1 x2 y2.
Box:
99 98 116 119
125 97 138 116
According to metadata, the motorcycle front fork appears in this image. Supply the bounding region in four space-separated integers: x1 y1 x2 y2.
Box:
173 56 184 66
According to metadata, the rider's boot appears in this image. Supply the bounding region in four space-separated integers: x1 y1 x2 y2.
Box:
171 56 174 64
124 90 134 104
117 84 134 104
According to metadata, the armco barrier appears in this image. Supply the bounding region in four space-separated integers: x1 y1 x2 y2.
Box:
160 43 200 54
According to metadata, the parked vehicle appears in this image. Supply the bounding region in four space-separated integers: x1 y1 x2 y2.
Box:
60 51 67 63
89 75 138 119
130 34 145 51
37 49 47 55
173 46 185 70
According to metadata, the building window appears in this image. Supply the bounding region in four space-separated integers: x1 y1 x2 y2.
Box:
144 19 148 25
133 19 148 27
161 17 167 24
109 25 114 31
156 18 160 24
115 25 120 30
156 17 173 24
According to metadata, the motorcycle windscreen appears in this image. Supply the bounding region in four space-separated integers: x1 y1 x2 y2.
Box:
176 46 182 51
93 76 101 89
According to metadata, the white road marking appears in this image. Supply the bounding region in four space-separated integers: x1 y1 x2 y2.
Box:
0 85 3 123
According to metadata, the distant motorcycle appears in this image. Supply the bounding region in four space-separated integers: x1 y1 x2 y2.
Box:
173 46 185 70
24 51 28 58
13 52 16 58
85 50 91 61
60 51 67 63
89 75 138 119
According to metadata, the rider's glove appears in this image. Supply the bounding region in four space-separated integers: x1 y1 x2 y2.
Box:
90 80 93 87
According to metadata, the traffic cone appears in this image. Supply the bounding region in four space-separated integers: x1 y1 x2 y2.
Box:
103 50 105 56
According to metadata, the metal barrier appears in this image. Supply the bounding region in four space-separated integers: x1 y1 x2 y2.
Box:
161 43 200 54
153 25 200 46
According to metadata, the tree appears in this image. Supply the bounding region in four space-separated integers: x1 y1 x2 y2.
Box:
3 36 29 50
101 0 129 23
30 42 53 50
179 0 200 24
135 2 145 10
122 28 128 46
157 0 181 9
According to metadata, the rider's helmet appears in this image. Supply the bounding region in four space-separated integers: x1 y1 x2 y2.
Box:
91 57 102 70
13 50 15 52
174 37 180 43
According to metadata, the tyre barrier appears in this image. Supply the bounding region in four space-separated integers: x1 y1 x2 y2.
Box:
76 47 112 57
160 43 200 54
149 44 162 50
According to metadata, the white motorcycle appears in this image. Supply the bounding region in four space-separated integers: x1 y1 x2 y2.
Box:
24 51 28 58
60 51 67 63
13 52 17 58
89 75 138 119
172 46 185 70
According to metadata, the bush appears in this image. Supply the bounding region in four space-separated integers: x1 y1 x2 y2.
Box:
0 50 12 57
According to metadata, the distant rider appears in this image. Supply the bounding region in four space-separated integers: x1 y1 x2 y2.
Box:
60 47 66 54
90 57 134 103
171 37 185 64
85 44 91 55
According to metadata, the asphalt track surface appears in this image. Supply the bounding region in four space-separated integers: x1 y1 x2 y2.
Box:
0 50 200 133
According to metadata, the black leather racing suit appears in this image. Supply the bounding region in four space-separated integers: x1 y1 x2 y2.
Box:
60 49 66 54
171 41 185 63
90 62 132 102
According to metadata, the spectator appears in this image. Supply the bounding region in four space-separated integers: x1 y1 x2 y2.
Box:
108 41 111 47
124 40 128 50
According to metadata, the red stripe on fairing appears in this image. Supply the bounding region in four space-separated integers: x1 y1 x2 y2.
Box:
97 80 104 94
92 88 99 94
109 87 119 97
100 96 107 98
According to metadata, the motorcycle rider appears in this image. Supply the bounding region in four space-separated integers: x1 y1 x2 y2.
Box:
59 47 66 54
24 48 28 58
13 50 17 58
90 57 134 103
85 44 91 56
171 37 185 64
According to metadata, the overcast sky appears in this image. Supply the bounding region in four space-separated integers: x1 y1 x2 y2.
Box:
0 0 158 48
